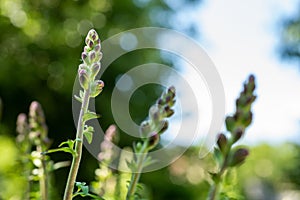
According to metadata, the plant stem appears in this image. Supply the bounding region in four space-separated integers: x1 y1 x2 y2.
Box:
126 141 148 200
208 145 231 200
37 143 48 200
40 160 48 200
63 90 90 200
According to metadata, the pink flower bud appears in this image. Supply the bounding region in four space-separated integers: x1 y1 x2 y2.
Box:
78 69 89 90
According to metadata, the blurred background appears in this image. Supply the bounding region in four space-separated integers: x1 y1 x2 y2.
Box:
0 0 300 199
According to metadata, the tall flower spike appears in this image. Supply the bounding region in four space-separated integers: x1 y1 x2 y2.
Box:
65 29 104 200
78 29 103 92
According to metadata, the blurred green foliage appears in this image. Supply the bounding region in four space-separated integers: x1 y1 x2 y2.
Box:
0 0 300 199
0 0 202 198
280 4 300 63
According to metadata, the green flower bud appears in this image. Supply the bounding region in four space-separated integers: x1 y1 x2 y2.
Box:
90 80 104 97
241 111 252 127
79 69 89 90
91 63 101 78
84 46 89 53
89 50 96 63
81 52 89 65
88 29 98 41
163 106 174 118
140 120 151 138
149 105 161 122
94 44 101 52
229 148 249 167
231 127 244 143
225 116 236 132
78 64 87 71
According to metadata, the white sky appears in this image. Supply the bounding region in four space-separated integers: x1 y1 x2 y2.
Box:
190 0 300 144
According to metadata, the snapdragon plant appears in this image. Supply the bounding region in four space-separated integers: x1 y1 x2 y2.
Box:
13 29 257 200
208 75 256 200
126 86 176 200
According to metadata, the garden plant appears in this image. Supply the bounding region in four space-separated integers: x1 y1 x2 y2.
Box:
14 29 256 200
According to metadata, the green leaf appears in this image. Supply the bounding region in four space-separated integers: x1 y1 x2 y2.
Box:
83 130 93 144
83 110 100 122
59 139 75 149
142 156 156 168
225 116 236 132
209 172 219 183
74 95 82 103
42 139 76 156
79 90 84 98
75 182 89 195
43 147 76 156
213 147 224 166
126 159 136 171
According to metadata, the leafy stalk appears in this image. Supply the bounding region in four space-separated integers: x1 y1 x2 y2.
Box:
16 101 52 200
63 29 104 200
207 75 256 200
126 86 176 200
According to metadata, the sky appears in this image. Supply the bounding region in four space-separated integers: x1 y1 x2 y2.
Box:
190 0 300 144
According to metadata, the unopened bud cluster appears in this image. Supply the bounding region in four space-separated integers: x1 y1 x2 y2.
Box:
139 86 176 150
17 101 50 148
78 29 104 96
98 125 118 162
216 75 256 167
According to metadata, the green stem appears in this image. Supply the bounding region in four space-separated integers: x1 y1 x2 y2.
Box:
63 89 90 200
126 141 148 200
208 144 232 200
40 159 48 200
37 144 48 200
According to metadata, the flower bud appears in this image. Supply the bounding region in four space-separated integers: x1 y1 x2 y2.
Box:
163 106 174 118
81 52 89 65
29 101 48 141
89 50 96 63
140 120 151 138
94 44 101 52
231 127 244 143
79 69 89 90
78 64 87 71
157 120 168 134
91 63 101 78
241 111 252 127
147 133 160 150
16 113 29 137
149 105 161 122
29 101 45 125
229 148 249 167
90 80 104 97
225 116 235 132
168 86 176 97
88 29 98 41
217 133 227 154
84 46 89 53
88 40 94 49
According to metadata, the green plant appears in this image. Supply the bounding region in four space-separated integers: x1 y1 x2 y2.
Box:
12 29 258 200
207 75 256 200
62 28 104 200
126 86 176 200
16 102 52 200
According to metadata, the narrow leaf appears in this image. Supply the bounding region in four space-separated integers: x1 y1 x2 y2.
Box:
83 130 93 144
83 110 100 122
74 95 82 103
